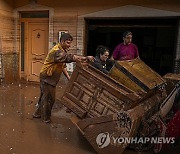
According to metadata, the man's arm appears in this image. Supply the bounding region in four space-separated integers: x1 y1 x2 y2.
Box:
120 55 132 60
54 50 74 63
73 55 94 63
112 45 120 60
54 50 94 63
134 44 139 59
63 67 70 80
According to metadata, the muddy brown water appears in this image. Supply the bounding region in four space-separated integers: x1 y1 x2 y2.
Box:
0 82 179 154
0 83 95 154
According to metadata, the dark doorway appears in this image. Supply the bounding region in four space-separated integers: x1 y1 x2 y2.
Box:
86 18 178 75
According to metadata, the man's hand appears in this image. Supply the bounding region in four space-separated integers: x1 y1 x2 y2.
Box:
86 56 95 62
120 55 132 60
73 55 94 63
63 67 71 80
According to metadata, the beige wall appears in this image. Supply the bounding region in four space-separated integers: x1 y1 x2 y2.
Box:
4 0 180 56
12 0 180 55
0 0 179 82
14 0 180 15
53 15 78 54
0 0 17 83
0 0 14 53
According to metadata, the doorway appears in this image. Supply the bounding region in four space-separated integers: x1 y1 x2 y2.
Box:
86 18 178 75
20 11 49 82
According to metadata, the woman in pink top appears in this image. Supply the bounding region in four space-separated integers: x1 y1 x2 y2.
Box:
112 31 139 61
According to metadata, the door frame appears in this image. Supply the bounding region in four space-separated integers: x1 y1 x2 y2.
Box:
13 4 54 81
20 18 49 81
19 18 49 81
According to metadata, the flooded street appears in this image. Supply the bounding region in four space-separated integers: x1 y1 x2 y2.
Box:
0 82 95 154
0 82 179 154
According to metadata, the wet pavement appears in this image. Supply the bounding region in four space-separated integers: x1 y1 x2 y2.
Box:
0 81 95 154
0 80 179 154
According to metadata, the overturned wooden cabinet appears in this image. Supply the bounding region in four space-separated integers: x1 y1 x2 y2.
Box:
59 59 180 154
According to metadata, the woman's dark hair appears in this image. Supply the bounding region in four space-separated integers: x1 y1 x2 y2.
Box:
96 45 109 58
123 31 132 37
60 33 73 42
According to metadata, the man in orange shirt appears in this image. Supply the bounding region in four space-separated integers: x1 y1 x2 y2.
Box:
33 33 94 123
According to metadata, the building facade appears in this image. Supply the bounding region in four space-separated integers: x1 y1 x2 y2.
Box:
0 0 180 83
